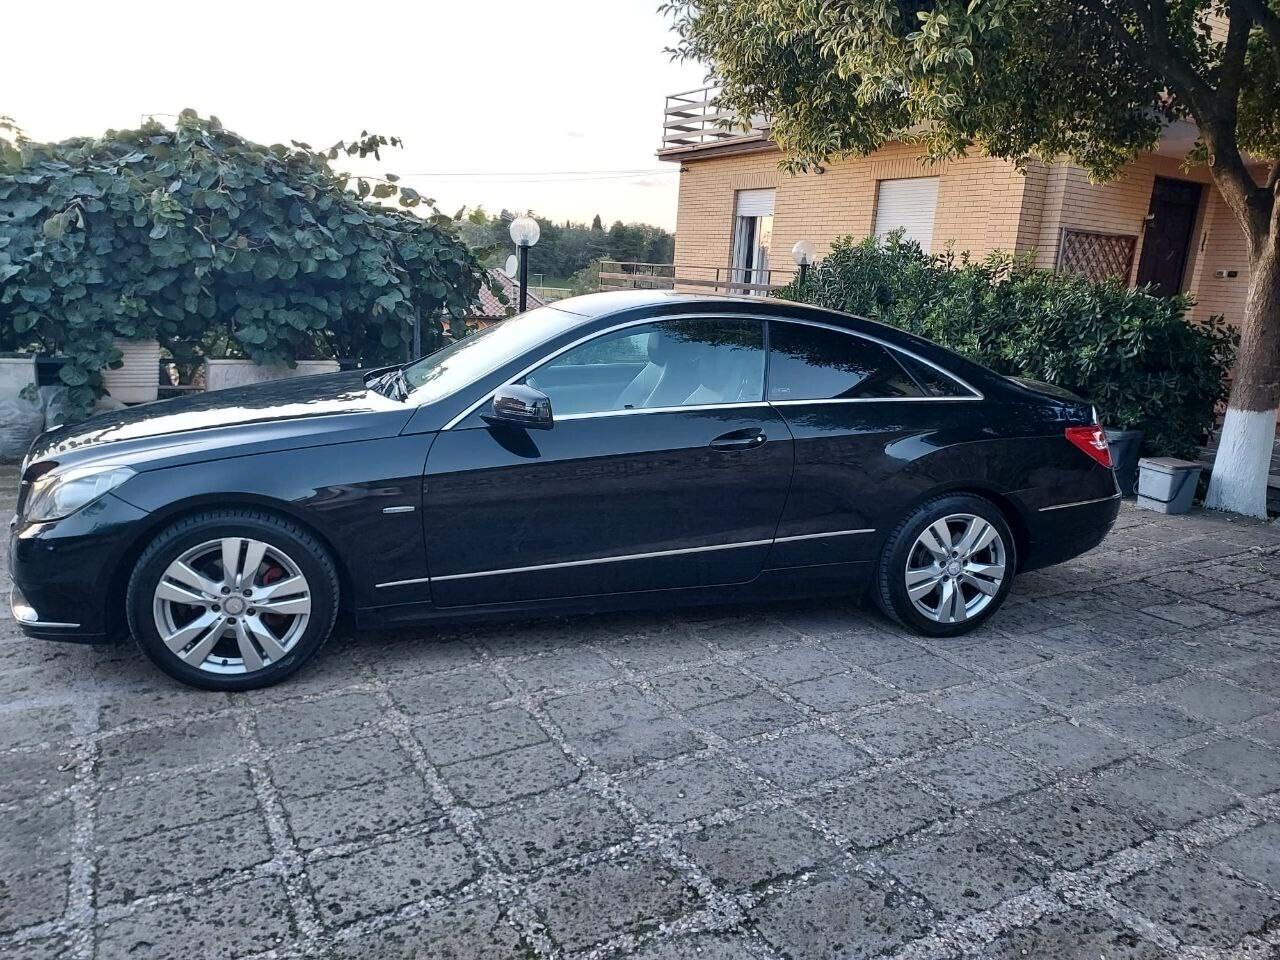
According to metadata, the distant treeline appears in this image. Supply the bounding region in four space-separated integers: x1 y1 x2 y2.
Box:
460 209 674 281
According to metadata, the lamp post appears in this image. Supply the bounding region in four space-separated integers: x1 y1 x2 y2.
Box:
792 239 816 285
509 214 541 313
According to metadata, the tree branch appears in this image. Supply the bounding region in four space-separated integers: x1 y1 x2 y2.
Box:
1089 0 1270 242
1239 0 1280 73
1218 0 1252 112
1239 0 1280 50
1085 0 1166 80
1110 0 1217 109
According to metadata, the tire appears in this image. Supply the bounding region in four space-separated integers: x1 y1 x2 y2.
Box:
873 493 1017 637
126 509 339 691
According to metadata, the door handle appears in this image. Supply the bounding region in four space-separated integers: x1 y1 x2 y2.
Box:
709 428 767 451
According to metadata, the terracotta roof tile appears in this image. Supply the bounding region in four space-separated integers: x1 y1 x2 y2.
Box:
470 267 545 321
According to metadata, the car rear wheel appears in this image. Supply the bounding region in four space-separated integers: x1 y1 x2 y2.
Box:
874 494 1016 637
126 510 339 690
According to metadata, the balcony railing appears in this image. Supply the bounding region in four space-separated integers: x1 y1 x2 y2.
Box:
660 86 769 152
599 261 795 295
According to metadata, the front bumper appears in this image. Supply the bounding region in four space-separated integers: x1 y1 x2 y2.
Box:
9 492 150 643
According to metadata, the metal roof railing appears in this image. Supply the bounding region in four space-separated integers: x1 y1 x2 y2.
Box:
660 86 769 152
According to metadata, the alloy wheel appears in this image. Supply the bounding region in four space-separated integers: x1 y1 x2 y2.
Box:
151 537 312 674
903 513 1006 624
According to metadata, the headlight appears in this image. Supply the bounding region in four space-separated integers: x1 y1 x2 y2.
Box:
24 464 136 523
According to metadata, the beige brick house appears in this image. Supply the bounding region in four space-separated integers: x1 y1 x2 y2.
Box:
656 87 1258 327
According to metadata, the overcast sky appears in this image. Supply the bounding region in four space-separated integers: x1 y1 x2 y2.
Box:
4 1 707 230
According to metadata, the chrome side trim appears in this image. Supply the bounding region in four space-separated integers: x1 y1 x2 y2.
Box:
381 505 416 514
1038 492 1122 512
556 402 770 422
773 528 875 543
432 538 774 582
9 590 80 628
374 576 432 589
372 529 874 589
441 311 982 430
771 396 981 406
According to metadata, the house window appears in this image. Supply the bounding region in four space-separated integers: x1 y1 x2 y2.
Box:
730 188 775 294
873 177 939 253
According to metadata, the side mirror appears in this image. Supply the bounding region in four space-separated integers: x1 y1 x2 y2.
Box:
483 383 553 430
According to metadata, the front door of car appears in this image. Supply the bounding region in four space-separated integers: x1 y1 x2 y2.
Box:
421 317 795 607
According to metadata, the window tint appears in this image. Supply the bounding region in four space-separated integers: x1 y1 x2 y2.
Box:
895 352 975 398
768 323 924 401
524 319 765 416
553 331 648 365
402 304 581 404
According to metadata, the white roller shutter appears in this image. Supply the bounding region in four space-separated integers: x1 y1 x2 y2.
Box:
735 188 776 218
873 177 939 253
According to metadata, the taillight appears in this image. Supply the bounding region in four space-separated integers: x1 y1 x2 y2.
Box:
1065 425 1113 469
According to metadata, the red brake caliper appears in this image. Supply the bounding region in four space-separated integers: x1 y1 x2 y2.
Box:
259 564 288 630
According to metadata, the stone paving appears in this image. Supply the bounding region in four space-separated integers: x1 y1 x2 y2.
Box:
3 480 1280 958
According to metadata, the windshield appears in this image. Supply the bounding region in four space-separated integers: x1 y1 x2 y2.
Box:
401 305 584 404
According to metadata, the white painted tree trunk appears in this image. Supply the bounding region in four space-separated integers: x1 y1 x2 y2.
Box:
1205 406 1276 519
1203 215 1279 518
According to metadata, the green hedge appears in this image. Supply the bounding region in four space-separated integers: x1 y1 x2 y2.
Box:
0 112 488 422
776 235 1236 459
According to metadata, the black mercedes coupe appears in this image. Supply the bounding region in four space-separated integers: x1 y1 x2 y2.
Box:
10 292 1119 689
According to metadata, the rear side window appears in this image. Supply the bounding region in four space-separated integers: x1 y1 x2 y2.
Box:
768 322 924 400
895 352 976 398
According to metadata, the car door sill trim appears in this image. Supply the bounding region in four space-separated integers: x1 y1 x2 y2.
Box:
773 528 875 543
1038 492 1121 512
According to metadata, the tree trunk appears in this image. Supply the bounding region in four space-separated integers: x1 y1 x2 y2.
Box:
1205 236 1280 518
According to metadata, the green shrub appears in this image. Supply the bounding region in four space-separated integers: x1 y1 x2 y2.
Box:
776 234 1236 459
0 111 488 422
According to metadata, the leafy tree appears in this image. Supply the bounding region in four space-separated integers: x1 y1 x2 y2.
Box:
0 110 488 421
666 0 1280 517
461 210 675 280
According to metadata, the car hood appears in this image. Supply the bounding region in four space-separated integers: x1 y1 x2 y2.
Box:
26 371 414 470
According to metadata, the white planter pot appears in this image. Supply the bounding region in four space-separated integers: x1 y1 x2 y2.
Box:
0 355 41 461
204 359 341 392
0 356 35 401
101 338 160 404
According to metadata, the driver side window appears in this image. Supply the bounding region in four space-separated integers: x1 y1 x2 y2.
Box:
523 319 765 417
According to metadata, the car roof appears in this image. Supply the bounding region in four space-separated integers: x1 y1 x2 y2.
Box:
550 289 796 318
547 290 917 351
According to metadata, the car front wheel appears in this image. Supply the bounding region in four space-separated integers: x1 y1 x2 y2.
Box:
874 494 1016 637
126 509 339 690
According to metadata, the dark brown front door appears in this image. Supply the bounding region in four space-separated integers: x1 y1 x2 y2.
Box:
1136 177 1203 297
